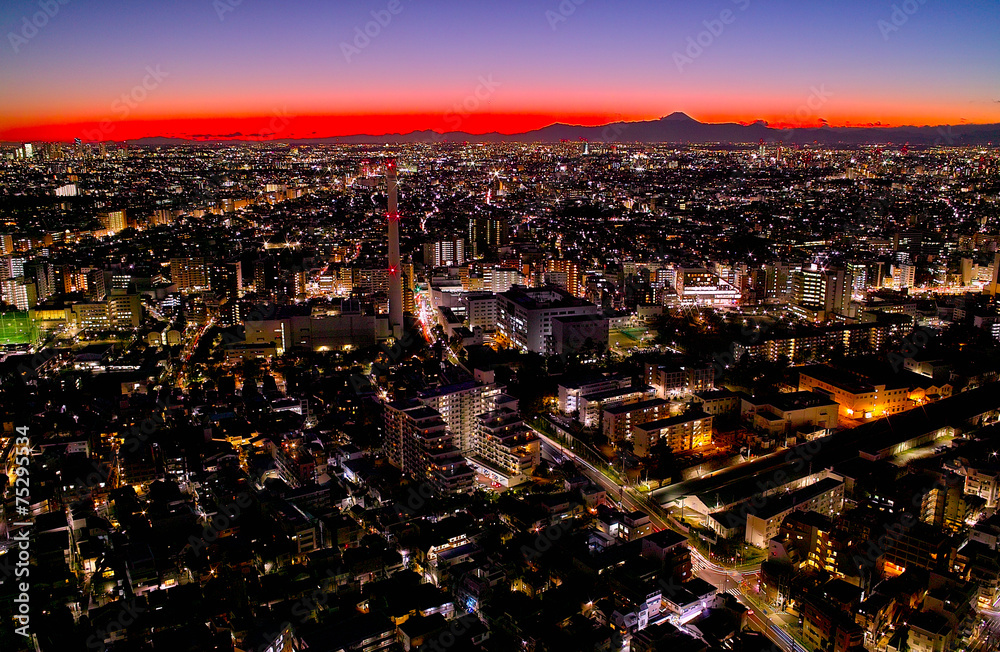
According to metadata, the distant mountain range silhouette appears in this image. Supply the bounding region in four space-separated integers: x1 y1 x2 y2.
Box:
125 113 1000 146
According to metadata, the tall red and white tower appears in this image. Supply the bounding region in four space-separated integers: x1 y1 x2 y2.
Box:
386 159 404 338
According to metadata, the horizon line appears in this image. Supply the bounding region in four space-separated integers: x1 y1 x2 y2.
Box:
3 112 1000 145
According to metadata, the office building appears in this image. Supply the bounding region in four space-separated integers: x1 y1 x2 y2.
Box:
69 290 142 330
244 303 378 354
550 314 608 357
461 292 497 332
739 391 840 436
743 478 845 548
496 285 601 355
107 289 142 328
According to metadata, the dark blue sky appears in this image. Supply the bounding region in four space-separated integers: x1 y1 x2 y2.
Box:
2 0 998 139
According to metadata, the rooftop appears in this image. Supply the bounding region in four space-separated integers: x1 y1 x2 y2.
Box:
603 397 670 415
797 365 876 394
634 410 711 431
499 284 596 311
583 384 654 403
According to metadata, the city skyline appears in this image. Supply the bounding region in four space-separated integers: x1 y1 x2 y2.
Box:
2 0 1000 141
3 1 1000 651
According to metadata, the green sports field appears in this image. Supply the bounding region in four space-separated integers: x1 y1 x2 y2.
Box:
0 312 33 345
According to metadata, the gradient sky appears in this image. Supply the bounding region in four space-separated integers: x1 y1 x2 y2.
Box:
1 0 998 141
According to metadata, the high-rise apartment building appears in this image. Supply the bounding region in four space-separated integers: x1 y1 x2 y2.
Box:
674 268 741 306
254 257 280 295
790 266 852 318
98 210 128 234
210 262 242 300
424 238 466 267
469 407 540 488
468 216 510 257
170 257 209 292
417 369 503 455
383 401 474 495
484 267 523 293
547 259 582 297
403 262 415 315
1 277 37 310
1 255 27 280
352 268 390 297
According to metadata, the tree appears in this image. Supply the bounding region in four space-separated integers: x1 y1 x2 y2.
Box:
240 357 263 383
648 438 676 482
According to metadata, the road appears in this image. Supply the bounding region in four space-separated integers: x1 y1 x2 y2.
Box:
535 430 674 532
689 547 804 652
182 318 213 363
969 613 1000 651
535 427 813 651
740 602 804 652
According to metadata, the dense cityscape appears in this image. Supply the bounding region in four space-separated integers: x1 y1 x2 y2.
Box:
1 137 999 652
